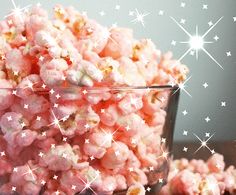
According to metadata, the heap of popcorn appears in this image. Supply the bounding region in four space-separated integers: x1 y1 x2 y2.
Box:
0 4 235 195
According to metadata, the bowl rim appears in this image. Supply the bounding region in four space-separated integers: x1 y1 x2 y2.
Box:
1 85 178 90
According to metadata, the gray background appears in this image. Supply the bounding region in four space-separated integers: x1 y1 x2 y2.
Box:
1 0 235 141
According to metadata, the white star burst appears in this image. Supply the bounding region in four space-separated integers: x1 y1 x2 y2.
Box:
193 133 214 154
22 164 39 181
100 126 121 148
47 109 69 133
173 75 192 97
77 171 100 195
5 0 31 21
131 8 150 27
171 16 224 69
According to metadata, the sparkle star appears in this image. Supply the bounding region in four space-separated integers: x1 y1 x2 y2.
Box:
41 180 46 185
221 101 226 107
13 167 18 172
149 166 154 171
63 137 67 142
158 10 164 16
194 133 214 154
115 5 120 10
71 185 76 190
171 40 176 46
146 187 151 192
12 186 16 191
125 125 131 131
180 18 186 24
203 4 208 9
208 21 213 26
99 11 106 16
205 116 211 123
182 110 188 116
56 94 61 99
205 133 210 137
53 175 58 180
0 151 6 156
226 51 231 57
214 35 219 41
38 152 44 157
12 90 17 95
159 178 163 183
203 82 209 88
49 89 55 94
171 16 224 69
84 124 90 129
233 17 236 22
183 130 188 136
131 8 150 27
85 139 90 144
21 132 26 138
183 147 188 152
24 104 28 109
180 2 186 8
36 116 41 121
5 0 31 22
7 116 12 121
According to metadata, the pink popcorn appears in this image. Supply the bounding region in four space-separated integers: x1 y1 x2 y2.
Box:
5 49 32 77
101 28 133 59
142 90 169 115
169 170 200 195
98 175 117 194
0 112 25 134
66 60 103 87
101 141 129 169
15 129 38 147
16 74 43 99
0 79 14 111
115 174 127 191
39 143 80 171
60 169 90 194
100 104 119 126
189 159 209 175
132 39 161 62
199 175 221 195
77 19 109 54
83 132 109 159
40 58 68 86
20 94 50 114
118 93 143 115
35 30 58 48
98 57 124 85
126 182 146 195
84 87 111 104
118 57 146 86
75 105 100 135
117 113 146 136
126 168 148 186
207 153 225 173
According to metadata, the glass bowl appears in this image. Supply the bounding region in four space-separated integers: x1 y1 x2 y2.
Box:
0 85 180 195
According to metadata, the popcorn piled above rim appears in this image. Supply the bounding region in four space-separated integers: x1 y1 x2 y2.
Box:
0 4 235 195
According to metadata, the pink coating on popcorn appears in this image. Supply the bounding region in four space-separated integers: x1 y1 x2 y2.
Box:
0 79 14 111
101 28 133 59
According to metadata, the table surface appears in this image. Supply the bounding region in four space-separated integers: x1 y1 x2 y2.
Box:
173 141 236 167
